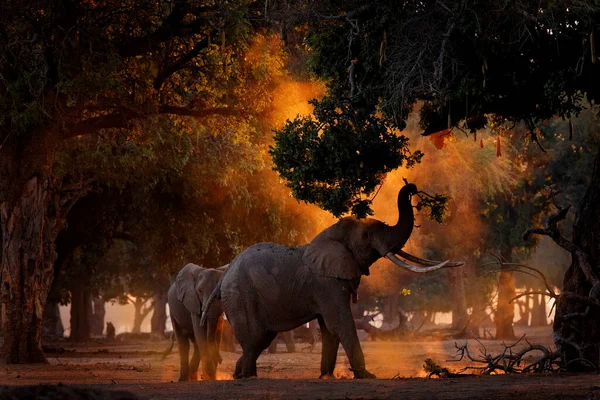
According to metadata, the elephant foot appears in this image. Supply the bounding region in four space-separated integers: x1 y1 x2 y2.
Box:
178 375 189 382
233 372 257 379
189 372 198 381
319 373 335 380
352 368 376 379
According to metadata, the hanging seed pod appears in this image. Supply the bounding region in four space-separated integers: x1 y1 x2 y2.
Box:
496 134 502 157
591 31 596 64
480 138 484 148
482 64 486 89
569 118 574 140
379 31 387 67
474 131 477 142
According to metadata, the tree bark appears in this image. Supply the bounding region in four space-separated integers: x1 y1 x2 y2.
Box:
0 133 71 363
0 174 57 363
69 288 92 342
450 267 468 330
553 148 600 370
150 292 168 335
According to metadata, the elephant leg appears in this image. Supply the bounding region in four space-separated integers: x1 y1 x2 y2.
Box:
233 354 246 379
206 317 223 366
282 331 296 353
214 317 224 361
321 306 376 379
192 314 217 381
318 315 340 379
240 331 277 378
189 338 200 381
173 321 190 381
267 334 278 354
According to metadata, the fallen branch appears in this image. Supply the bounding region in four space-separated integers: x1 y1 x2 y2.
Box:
447 335 562 374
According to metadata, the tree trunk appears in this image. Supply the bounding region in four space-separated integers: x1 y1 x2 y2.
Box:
495 269 516 339
450 267 468 330
0 175 58 363
553 148 600 370
495 239 516 340
69 288 92 342
132 297 153 334
150 292 168 335
531 294 548 327
91 297 106 337
42 301 64 342
381 294 399 329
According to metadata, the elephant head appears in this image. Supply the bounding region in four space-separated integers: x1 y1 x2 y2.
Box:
304 182 462 279
175 264 225 315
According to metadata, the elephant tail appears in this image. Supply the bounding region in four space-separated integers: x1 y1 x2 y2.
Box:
160 331 176 361
200 281 221 327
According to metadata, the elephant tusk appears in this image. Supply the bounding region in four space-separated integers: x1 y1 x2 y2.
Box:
396 249 464 268
385 252 449 273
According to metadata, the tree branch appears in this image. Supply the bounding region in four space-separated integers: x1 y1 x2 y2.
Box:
523 206 600 286
157 105 240 118
153 33 216 90
64 106 240 139
112 3 219 58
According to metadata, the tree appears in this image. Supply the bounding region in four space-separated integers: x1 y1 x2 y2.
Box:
44 31 329 342
0 0 258 363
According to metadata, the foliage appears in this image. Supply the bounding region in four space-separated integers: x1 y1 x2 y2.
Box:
415 193 450 224
271 97 423 217
49 33 327 312
0 0 255 144
268 0 600 218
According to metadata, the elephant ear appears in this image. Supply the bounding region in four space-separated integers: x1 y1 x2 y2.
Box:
303 223 363 280
176 263 202 315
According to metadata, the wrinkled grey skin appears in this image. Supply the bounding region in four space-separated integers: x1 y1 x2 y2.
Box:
203 183 455 379
167 263 226 381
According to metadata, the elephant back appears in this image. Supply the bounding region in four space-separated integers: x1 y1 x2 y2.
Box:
220 243 311 320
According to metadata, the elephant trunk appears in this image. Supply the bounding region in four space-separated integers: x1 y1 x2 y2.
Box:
387 183 417 252
385 182 465 272
200 282 221 327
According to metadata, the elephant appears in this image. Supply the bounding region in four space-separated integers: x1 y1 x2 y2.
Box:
201 182 463 379
267 331 295 354
167 263 227 381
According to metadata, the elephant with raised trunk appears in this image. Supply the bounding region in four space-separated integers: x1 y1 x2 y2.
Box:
167 263 227 381
201 182 462 379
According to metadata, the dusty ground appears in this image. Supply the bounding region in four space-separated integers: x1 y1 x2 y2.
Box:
1 327 599 399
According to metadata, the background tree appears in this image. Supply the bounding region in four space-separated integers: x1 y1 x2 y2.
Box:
45 33 330 340
0 0 260 363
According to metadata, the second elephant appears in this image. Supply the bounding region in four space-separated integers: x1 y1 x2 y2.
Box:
167 263 227 381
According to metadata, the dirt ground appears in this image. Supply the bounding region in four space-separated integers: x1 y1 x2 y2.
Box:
2 327 600 399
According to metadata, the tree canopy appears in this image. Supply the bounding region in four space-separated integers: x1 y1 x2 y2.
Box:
270 0 600 216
